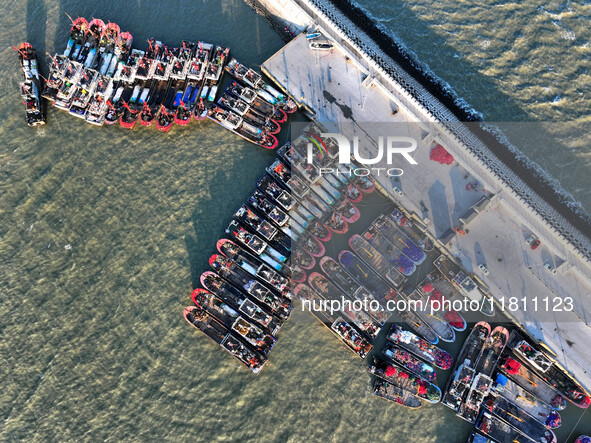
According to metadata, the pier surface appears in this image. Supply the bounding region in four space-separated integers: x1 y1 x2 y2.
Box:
257 0 591 392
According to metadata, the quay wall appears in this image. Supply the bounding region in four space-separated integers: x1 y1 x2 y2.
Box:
247 0 591 268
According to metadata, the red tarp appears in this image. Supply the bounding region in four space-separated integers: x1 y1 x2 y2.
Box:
385 365 397 377
430 144 454 165
422 283 434 293
503 357 521 375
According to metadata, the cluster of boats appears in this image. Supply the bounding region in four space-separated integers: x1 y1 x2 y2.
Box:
443 323 590 442
15 42 45 126
20 17 297 148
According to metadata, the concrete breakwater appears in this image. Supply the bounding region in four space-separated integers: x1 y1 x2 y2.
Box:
246 0 591 262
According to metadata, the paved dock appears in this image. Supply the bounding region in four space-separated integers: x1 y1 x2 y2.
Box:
262 27 591 391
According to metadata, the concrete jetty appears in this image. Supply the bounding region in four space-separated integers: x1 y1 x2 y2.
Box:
249 0 591 393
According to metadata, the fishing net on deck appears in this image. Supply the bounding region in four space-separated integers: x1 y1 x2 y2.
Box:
430 144 454 165
503 357 521 375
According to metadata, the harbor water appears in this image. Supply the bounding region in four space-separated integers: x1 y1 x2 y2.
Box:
0 0 589 441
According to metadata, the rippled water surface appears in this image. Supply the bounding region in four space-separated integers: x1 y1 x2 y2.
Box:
1 0 589 441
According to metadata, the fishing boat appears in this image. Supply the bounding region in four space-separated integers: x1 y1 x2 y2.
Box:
201 271 289 323
372 378 423 408
79 18 105 68
225 58 262 88
419 278 467 331
183 306 267 374
575 437 591 443
152 42 173 81
306 32 321 40
96 22 120 75
232 205 278 242
291 264 307 283
325 211 349 235
63 17 88 59
84 74 113 125
41 54 68 101
226 79 257 103
205 45 230 81
310 221 332 242
106 31 133 78
15 42 45 126
372 215 426 265
225 220 287 264
369 356 441 403
187 41 212 81
208 257 292 320
390 208 434 251
217 239 289 296
298 235 325 258
467 430 495 443
348 234 406 288
69 67 99 117
508 330 591 408
475 326 509 376
319 256 389 324
309 41 334 51
457 372 494 423
475 410 537 443
194 281 282 337
105 85 132 124
295 284 372 358
308 272 381 340
442 322 491 411
500 353 567 410
333 198 360 224
208 105 277 148
402 288 455 343
229 316 276 355
338 250 397 305
54 60 82 110
364 222 415 276
259 81 298 113
382 342 438 382
482 394 558 442
256 174 294 211
492 372 562 429
387 324 453 370
247 190 289 228
249 96 287 123
292 248 316 270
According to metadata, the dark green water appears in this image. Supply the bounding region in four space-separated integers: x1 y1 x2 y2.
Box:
1 0 589 441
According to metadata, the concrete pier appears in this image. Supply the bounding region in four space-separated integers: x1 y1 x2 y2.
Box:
252 0 591 392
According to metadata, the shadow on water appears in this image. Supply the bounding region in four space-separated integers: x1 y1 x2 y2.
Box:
26 0 46 53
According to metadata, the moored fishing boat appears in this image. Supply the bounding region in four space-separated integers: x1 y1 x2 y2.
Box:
187 41 212 81
232 205 278 242
96 22 120 75
64 16 88 59
295 284 371 358
482 394 558 442
248 190 288 227
183 306 267 374
107 31 133 77
338 250 396 305
387 324 453 370
475 411 537 443
402 288 455 343
208 105 277 148
372 214 426 265
457 372 494 423
492 372 562 429
308 272 381 340
292 248 316 270
54 60 82 110
298 235 325 258
201 271 289 323
508 330 591 408
227 79 257 103
230 316 276 355
225 220 288 265
84 74 113 125
69 67 99 117
309 41 335 51
226 58 262 88
325 211 349 235
348 234 406 288
442 322 491 411
499 354 567 410
319 256 390 324
390 208 434 251
41 54 68 101
15 42 45 126
256 174 294 211
475 326 509 376
310 221 332 242
194 281 282 337
420 279 467 331
372 378 423 408
382 342 438 382
205 45 230 82
369 356 441 403
217 239 289 296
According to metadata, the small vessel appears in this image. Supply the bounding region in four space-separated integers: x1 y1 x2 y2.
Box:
500 354 567 410
309 41 334 51
69 67 99 117
205 45 230 82
492 372 562 429
387 324 453 370
372 214 426 265
308 272 381 340
230 316 276 355
247 190 288 227
292 248 316 270
369 356 441 403
475 326 509 376
225 58 262 88
442 322 491 411
298 235 325 258
475 410 538 443
382 342 438 382
217 239 289 296
306 32 321 40
225 220 287 264
232 204 278 242
482 394 558 442
226 80 257 104
338 250 396 305
255 174 295 211
372 378 423 408
208 105 277 149
364 222 416 277
187 41 212 81
84 74 113 126
348 234 406 288
183 306 266 374
319 256 389 325
508 330 591 408
64 17 88 59
295 284 372 358
15 42 45 126
195 279 282 336
420 279 467 331
208 257 291 320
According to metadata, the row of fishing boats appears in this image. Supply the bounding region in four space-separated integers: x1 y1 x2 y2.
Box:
442 322 590 443
20 16 298 148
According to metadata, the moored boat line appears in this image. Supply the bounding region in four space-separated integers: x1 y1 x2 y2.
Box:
15 42 45 126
